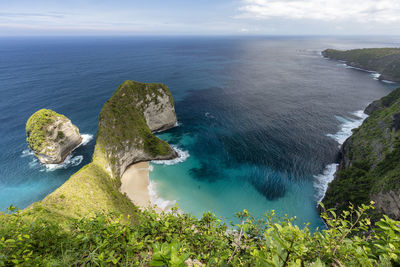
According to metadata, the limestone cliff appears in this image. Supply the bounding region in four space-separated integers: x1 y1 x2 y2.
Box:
322 87 400 220
96 80 178 177
26 109 82 164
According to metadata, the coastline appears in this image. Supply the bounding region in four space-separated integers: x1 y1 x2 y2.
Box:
120 162 157 212
314 110 368 206
321 51 400 84
120 162 163 213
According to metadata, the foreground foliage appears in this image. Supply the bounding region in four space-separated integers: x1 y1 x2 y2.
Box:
1 203 399 266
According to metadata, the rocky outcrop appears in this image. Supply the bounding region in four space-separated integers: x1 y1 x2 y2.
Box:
322 87 400 220
96 80 178 177
26 109 82 164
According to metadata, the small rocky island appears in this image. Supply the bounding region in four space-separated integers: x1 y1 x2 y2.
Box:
322 48 400 82
26 109 82 164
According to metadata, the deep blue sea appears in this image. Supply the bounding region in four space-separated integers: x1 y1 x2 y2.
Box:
0 36 398 228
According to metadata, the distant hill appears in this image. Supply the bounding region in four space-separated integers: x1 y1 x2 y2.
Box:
322 48 400 82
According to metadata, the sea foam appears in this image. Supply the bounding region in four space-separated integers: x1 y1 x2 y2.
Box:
22 133 93 172
148 180 176 210
80 134 94 146
43 155 83 171
313 163 338 202
370 72 381 80
382 79 396 84
315 110 368 203
326 110 368 145
151 145 189 165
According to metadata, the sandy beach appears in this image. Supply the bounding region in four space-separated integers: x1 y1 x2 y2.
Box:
120 162 155 209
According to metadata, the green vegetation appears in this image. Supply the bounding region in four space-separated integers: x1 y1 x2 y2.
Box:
13 81 400 265
26 109 65 152
1 204 399 266
96 80 175 176
25 161 139 223
323 87 400 219
322 48 400 82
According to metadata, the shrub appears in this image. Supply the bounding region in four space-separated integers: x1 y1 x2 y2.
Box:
0 204 399 266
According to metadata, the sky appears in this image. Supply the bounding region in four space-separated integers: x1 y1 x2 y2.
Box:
1 0 400 36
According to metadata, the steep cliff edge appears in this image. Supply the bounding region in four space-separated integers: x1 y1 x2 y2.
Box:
322 48 400 82
25 80 178 220
322 87 400 220
26 109 82 164
96 80 177 178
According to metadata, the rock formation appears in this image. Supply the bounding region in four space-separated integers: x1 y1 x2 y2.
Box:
31 80 179 219
26 109 82 164
96 80 178 177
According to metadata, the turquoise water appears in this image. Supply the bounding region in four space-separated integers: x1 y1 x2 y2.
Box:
0 36 398 229
150 133 318 226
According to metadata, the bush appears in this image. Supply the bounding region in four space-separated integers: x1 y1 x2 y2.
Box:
0 204 399 266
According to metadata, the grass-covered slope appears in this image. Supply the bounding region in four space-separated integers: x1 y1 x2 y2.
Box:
322 48 400 82
323 87 400 220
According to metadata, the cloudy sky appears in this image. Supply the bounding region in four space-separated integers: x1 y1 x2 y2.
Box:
1 0 400 35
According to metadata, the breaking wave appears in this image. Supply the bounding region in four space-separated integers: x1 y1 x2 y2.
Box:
313 163 338 203
326 110 368 145
315 110 368 203
148 180 176 210
22 133 93 172
151 146 189 165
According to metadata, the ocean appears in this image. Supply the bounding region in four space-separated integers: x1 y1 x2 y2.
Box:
0 36 398 228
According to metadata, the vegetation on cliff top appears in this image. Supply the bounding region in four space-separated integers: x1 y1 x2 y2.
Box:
322 48 400 82
323 87 400 218
26 109 67 152
96 80 175 176
1 204 399 266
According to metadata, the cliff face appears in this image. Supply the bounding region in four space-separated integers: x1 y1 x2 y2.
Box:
26 109 82 164
142 89 177 132
322 87 400 220
96 80 178 178
322 48 400 82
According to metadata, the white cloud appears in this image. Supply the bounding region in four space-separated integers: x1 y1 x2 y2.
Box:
238 0 400 22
